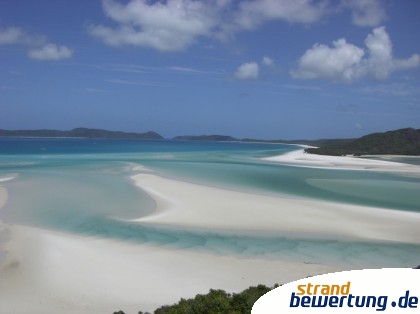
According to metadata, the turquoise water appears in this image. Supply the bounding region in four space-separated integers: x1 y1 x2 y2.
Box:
0 138 419 267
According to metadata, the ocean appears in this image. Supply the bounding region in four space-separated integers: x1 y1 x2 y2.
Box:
0 138 419 267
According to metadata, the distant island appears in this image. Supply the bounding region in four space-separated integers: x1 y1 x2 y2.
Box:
1 127 419 156
0 128 163 140
172 134 327 146
0 128 320 145
304 128 420 156
172 129 420 156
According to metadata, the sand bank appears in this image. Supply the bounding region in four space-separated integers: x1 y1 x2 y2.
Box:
1 169 419 313
263 149 420 173
132 173 420 244
0 223 348 314
0 172 351 313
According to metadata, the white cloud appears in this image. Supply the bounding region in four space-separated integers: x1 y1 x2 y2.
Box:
234 62 259 80
0 26 73 61
343 0 387 27
394 55 420 71
89 0 220 51
28 44 73 61
364 26 392 79
234 0 327 30
89 0 344 51
0 27 25 45
364 27 419 78
291 26 420 82
233 57 277 81
88 0 390 52
262 56 274 66
291 38 365 82
0 27 44 46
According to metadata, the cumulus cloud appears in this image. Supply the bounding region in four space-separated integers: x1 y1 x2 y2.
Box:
90 0 376 51
343 0 387 27
228 0 387 34
88 0 389 51
234 57 276 81
233 0 328 30
364 26 392 79
234 62 259 80
28 43 73 61
89 0 221 51
291 26 420 82
0 26 73 61
291 38 365 81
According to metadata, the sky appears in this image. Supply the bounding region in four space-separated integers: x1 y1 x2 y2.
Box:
1 0 420 140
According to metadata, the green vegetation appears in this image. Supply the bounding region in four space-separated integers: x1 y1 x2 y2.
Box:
154 285 273 314
305 128 420 156
113 262 420 313
114 284 276 314
0 127 163 139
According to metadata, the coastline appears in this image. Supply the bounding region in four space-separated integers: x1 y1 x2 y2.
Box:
263 148 420 173
0 170 355 313
1 154 419 313
0 223 349 314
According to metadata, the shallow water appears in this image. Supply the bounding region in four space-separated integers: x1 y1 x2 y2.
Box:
0 138 419 268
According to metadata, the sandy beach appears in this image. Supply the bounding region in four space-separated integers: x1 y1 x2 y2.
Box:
1 155 420 313
263 148 420 174
0 223 349 314
132 173 420 243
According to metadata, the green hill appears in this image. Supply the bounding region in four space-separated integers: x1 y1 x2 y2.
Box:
0 128 163 140
305 128 420 156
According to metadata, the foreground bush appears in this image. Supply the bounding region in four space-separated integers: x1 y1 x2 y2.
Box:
114 284 277 314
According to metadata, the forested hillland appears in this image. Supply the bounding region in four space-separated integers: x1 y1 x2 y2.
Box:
305 128 420 156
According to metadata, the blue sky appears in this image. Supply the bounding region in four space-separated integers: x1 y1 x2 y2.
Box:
1 0 419 139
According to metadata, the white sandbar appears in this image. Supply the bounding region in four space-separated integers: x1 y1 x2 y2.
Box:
1 168 419 313
132 173 420 244
263 149 420 173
